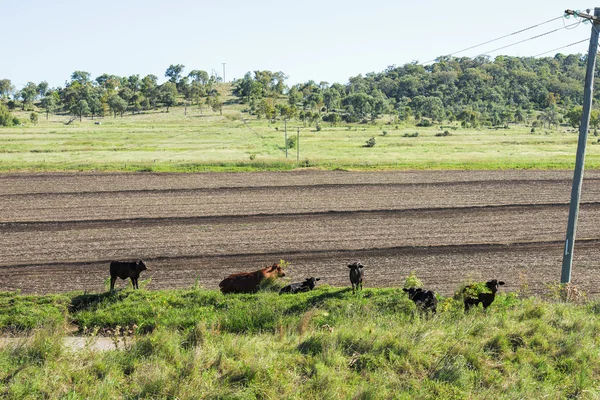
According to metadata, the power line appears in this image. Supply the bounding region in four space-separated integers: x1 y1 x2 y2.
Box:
474 22 581 58
531 38 589 57
423 15 564 64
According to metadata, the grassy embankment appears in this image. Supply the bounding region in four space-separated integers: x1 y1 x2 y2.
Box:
1 281 599 399
2 87 599 172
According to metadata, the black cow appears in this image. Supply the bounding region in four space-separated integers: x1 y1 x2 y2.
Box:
110 260 147 291
348 262 364 293
403 287 437 314
279 277 321 295
463 279 505 311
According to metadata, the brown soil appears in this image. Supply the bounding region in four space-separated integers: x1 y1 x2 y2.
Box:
1 170 600 296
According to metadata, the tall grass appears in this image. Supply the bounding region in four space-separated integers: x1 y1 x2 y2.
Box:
1 287 600 398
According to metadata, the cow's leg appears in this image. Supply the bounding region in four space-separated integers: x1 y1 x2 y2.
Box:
132 278 138 289
110 276 117 291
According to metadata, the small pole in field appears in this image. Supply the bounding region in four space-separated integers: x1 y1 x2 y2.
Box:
561 8 600 283
297 128 300 163
285 119 288 158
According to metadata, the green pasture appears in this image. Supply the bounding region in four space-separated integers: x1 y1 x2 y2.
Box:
1 103 599 172
0 283 599 399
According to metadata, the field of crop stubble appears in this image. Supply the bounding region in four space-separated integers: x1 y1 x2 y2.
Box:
1 169 600 296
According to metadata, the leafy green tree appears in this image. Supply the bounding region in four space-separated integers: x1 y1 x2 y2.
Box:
70 71 91 85
0 79 13 99
40 91 58 119
71 99 90 121
565 106 583 128
160 82 178 112
19 82 38 110
30 112 39 125
36 81 49 98
0 103 14 126
165 64 185 85
88 97 103 119
211 94 223 115
188 70 209 84
107 95 127 117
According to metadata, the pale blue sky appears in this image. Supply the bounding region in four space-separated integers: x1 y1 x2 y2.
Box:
1 0 596 89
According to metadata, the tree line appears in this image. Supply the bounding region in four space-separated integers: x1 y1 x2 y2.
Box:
0 65 224 126
232 54 596 130
0 54 597 128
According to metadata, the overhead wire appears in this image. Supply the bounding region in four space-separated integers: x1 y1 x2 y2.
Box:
474 21 582 58
422 15 564 64
531 39 589 57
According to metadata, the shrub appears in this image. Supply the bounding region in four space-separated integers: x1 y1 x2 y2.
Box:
403 132 419 138
30 112 38 125
315 124 322 132
403 271 423 288
416 118 432 127
0 103 14 126
382 130 387 136
364 137 376 147
286 136 296 149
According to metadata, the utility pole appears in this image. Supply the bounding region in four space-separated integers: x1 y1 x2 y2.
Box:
222 63 226 83
297 128 300 163
561 8 600 283
284 119 288 158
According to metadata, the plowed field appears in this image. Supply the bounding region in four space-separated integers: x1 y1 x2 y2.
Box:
1 170 600 296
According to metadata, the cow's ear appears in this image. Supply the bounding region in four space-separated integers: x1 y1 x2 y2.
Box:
347 264 353 268
315 278 321 281
359 265 364 268
498 281 505 285
402 288 409 292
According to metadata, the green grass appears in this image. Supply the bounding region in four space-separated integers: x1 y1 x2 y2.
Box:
1 286 600 398
2 101 599 171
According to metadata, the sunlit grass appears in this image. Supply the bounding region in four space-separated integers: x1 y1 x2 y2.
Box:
1 103 597 171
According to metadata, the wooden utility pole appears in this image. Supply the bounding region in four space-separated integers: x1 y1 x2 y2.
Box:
284 119 288 158
222 63 226 83
297 128 300 163
561 8 600 283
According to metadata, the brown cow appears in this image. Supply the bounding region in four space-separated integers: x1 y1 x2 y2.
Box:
219 263 286 294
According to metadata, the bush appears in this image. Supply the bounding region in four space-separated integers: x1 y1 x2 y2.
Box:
364 137 376 147
435 130 451 137
416 118 432 127
0 103 14 126
315 124 322 132
403 132 419 138
286 136 296 149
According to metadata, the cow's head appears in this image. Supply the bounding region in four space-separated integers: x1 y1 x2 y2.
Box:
347 262 364 270
403 287 423 300
136 260 147 273
485 279 505 294
303 277 321 289
265 263 285 278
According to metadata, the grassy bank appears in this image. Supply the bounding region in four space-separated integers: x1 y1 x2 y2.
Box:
1 286 600 398
2 103 600 172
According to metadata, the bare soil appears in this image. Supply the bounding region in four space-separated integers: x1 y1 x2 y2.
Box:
1 170 600 296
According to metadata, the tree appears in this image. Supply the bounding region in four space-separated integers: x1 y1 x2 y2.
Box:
211 94 223 115
160 82 178 112
107 95 127 117
36 81 49 98
188 70 209 84
88 97 103 119
165 64 185 85
19 82 38 110
71 99 90 121
40 91 58 119
565 106 583 128
70 71 91 85
0 103 14 126
30 112 39 125
0 79 13 99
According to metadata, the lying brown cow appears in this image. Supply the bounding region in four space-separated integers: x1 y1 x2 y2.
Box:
219 263 285 294
110 260 147 291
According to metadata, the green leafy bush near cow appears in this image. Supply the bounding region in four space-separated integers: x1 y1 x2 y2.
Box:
1 285 600 398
